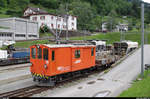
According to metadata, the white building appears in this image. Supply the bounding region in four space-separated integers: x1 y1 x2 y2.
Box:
102 22 108 32
23 7 77 31
0 17 39 41
29 14 77 31
116 24 128 32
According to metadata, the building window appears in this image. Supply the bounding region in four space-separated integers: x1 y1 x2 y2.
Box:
29 35 37 37
15 34 25 37
7 34 12 37
0 33 12 37
91 48 94 56
43 48 48 60
58 24 60 29
40 16 45 20
32 17 37 21
72 22 74 26
51 16 53 20
72 16 74 20
31 48 36 59
51 24 54 28
63 18 65 22
37 47 42 59
57 17 61 21
75 50 80 58
52 51 55 61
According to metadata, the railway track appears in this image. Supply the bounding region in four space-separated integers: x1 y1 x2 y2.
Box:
0 64 110 97
0 86 50 97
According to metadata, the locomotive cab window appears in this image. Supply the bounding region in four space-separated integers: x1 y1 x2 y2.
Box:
52 51 55 61
43 48 48 60
91 48 94 56
31 48 36 59
37 47 42 59
75 50 80 58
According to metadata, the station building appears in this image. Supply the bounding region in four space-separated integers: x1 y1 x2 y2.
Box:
0 17 39 41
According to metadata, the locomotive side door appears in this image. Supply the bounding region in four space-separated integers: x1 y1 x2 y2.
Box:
71 48 83 72
50 49 56 75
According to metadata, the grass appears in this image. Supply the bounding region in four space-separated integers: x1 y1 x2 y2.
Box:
0 14 11 18
70 31 143 44
0 8 11 18
13 31 149 48
14 40 52 48
39 33 53 38
119 70 150 97
0 26 10 29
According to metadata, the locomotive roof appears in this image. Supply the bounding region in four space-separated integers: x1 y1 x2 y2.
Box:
42 44 95 48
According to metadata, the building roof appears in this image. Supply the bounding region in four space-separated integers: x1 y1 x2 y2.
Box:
24 6 77 18
0 29 13 33
29 13 78 18
0 17 38 23
25 7 48 14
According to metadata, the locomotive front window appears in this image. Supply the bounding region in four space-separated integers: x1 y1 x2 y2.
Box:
75 50 80 58
37 47 42 59
52 51 55 61
91 48 94 56
31 48 36 59
43 48 48 60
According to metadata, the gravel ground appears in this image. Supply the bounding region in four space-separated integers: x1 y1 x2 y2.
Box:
0 63 30 71
32 45 150 97
0 63 33 94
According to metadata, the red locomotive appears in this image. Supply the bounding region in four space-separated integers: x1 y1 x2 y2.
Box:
30 44 96 86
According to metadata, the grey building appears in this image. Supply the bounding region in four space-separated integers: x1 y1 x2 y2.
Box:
0 17 39 41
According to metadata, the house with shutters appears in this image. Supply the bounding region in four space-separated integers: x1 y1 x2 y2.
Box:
23 7 77 31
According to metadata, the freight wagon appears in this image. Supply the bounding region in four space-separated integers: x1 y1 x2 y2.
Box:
0 50 30 66
113 41 138 56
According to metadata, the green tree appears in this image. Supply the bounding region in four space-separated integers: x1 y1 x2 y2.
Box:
106 10 118 32
0 0 7 8
7 0 30 16
69 1 96 30
40 24 49 33
30 0 59 9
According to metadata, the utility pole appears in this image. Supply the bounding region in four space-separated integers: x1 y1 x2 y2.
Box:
120 26 123 42
65 1 69 41
141 2 144 78
145 25 148 44
55 9 58 44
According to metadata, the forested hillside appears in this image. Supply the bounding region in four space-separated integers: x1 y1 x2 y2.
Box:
0 0 150 31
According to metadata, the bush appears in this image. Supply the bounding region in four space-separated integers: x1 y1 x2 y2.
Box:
39 24 50 33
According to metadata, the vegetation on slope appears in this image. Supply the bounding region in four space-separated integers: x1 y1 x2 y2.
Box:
119 70 150 97
0 0 150 31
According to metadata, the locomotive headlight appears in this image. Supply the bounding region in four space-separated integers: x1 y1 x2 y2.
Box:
30 63 33 66
44 64 47 69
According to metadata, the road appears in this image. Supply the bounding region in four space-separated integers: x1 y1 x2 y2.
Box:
32 45 150 97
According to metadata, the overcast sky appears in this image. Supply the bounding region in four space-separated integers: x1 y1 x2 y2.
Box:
143 0 150 3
